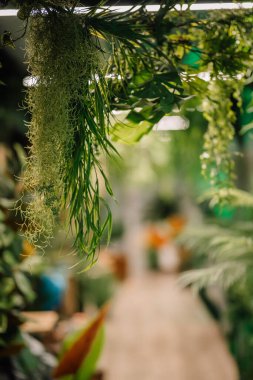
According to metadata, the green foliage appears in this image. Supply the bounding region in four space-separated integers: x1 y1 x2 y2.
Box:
0 211 36 350
179 222 253 290
4 1 253 263
200 80 240 192
165 8 253 197
78 271 116 309
178 189 253 379
200 188 253 209
12 337 55 380
59 325 105 380
0 145 44 353
22 10 115 264
54 306 107 379
109 7 253 196
19 1 185 264
147 248 159 271
178 188 253 296
169 98 206 193
110 111 153 144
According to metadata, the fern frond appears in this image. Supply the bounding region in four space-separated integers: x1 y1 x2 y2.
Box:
179 222 253 289
199 188 253 208
179 262 246 290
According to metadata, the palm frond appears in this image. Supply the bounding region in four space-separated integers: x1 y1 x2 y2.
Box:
179 262 246 290
199 188 253 208
179 219 253 289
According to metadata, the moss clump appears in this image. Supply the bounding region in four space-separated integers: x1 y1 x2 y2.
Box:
23 11 110 262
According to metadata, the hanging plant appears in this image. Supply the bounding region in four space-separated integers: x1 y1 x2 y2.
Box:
17 1 183 266
2 1 252 266
22 10 114 265
200 79 242 198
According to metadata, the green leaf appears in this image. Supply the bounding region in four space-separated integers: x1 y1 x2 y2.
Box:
0 230 15 249
58 327 105 380
134 82 169 99
89 17 145 42
15 345 43 377
138 105 154 119
2 278 15 295
14 272 35 302
160 93 175 113
182 49 202 69
76 326 105 380
126 110 145 124
0 297 10 310
54 306 108 378
0 314 7 334
240 122 253 135
9 294 24 308
155 71 182 86
132 71 153 87
111 119 153 144
3 250 18 267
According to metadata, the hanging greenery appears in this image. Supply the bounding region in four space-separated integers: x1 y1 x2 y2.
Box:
23 11 113 262
17 1 183 266
200 80 241 197
1 1 253 265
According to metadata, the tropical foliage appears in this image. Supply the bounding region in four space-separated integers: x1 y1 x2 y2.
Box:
16 1 186 265
2 1 253 265
53 305 108 380
0 146 36 353
178 189 253 379
0 214 35 352
3 1 253 377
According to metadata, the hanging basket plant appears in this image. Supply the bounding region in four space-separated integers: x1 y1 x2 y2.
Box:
18 1 183 266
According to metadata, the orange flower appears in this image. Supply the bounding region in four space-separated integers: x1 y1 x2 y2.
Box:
168 215 186 237
147 227 168 248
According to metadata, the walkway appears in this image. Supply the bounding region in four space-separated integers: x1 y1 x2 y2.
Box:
99 273 239 380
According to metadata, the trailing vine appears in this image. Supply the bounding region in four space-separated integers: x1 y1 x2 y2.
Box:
200 79 242 201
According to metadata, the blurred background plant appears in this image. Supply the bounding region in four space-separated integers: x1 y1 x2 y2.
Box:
0 143 114 379
178 197 253 380
0 144 35 352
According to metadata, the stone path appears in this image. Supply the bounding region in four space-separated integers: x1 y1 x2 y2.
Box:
99 273 239 380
